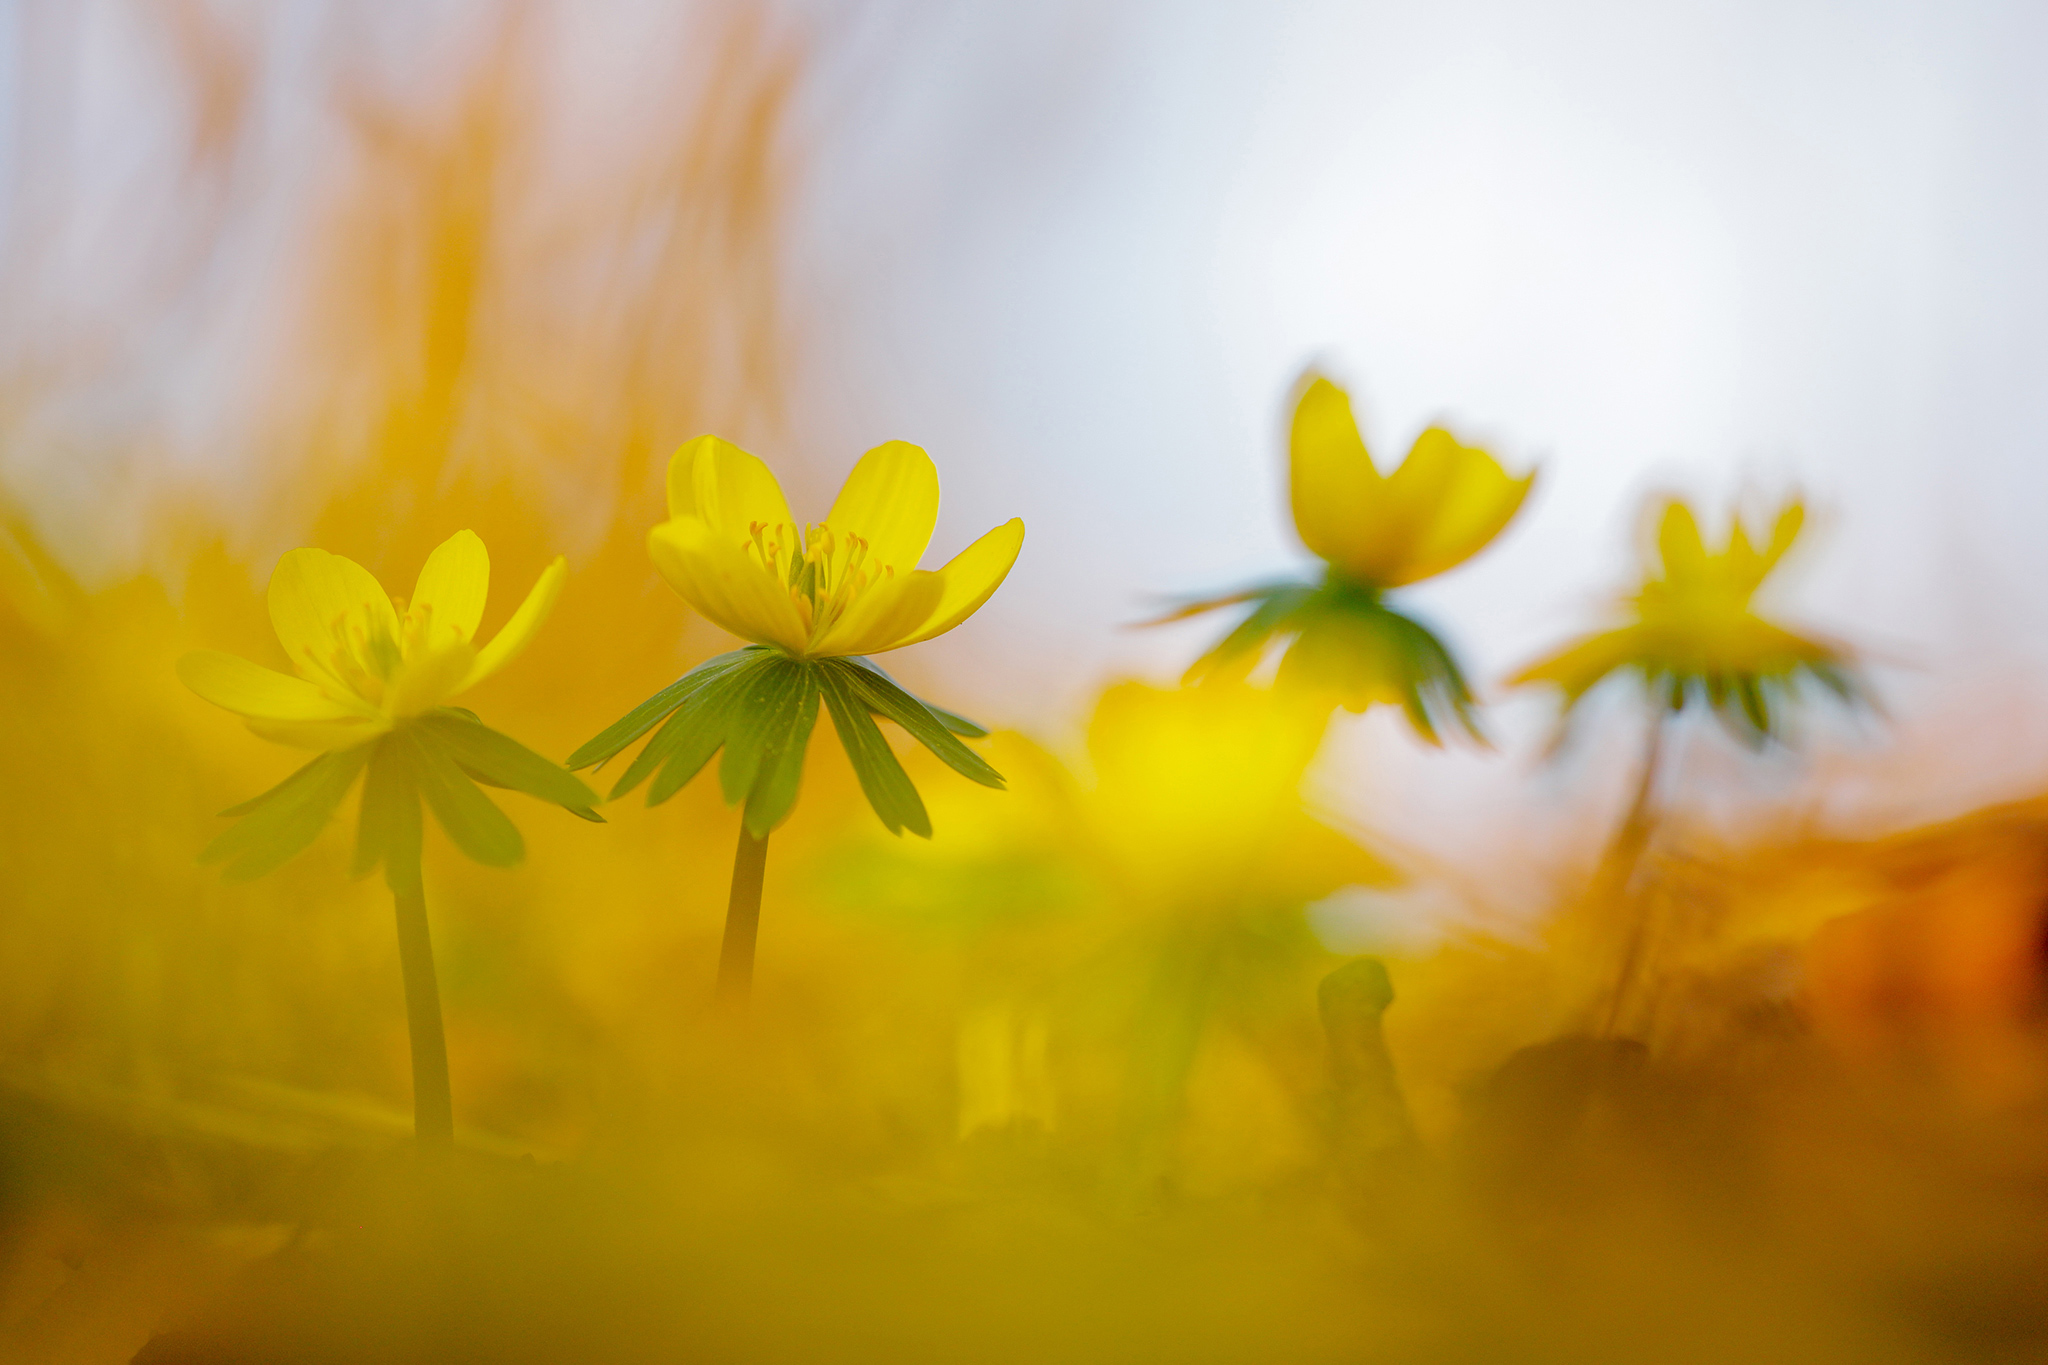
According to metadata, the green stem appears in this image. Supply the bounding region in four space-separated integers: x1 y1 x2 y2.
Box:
390 859 454 1146
717 826 770 1009
1600 711 1668 1037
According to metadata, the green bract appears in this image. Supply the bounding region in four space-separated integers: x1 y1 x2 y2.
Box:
203 708 602 886
1166 575 1480 745
568 647 1004 839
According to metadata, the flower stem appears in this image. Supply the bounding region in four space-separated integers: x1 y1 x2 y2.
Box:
716 826 770 1009
390 859 455 1146
1600 712 1668 1037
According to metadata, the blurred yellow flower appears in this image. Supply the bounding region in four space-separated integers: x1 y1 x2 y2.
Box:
1162 375 1533 741
178 530 565 752
1289 376 1533 589
176 531 593 882
1512 496 1861 740
647 434 1024 659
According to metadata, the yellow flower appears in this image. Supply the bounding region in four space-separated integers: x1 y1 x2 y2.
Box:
1289 376 1533 589
177 530 593 884
1512 497 1860 739
1162 374 1533 741
177 530 565 752
646 435 1024 659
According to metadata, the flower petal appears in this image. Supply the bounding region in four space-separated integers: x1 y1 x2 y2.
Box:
268 547 398 686
1656 501 1709 584
178 650 372 720
1509 626 1647 701
459 555 566 692
884 517 1025 650
410 529 490 643
1288 377 1389 576
1383 429 1534 585
666 435 797 538
648 517 809 653
824 440 939 572
809 569 946 657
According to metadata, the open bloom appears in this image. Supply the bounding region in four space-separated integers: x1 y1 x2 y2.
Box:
1512 497 1861 740
1161 374 1533 741
178 532 592 881
647 435 1024 659
179 531 565 752
574 436 1021 840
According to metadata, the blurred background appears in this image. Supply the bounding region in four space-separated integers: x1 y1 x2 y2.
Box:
9 0 2048 920
4 2 2048 1359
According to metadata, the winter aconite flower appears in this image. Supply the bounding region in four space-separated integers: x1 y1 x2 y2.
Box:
1511 496 1861 744
178 530 597 1143
1159 374 1532 741
571 435 1023 1004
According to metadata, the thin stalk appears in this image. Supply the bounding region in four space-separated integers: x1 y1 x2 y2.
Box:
1600 711 1668 1037
717 826 770 1009
390 859 454 1145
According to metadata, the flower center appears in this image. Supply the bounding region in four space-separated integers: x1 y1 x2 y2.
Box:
743 520 896 645
304 597 463 710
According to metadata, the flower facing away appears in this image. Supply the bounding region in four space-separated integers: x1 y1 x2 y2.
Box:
178 531 598 882
571 436 1025 838
1511 496 1863 743
1158 374 1533 742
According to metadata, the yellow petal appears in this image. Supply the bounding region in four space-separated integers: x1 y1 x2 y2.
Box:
1288 377 1388 574
1509 626 1646 699
1381 429 1534 585
1656 501 1709 585
178 650 371 720
1760 501 1804 573
245 715 393 751
410 529 490 643
647 517 809 653
886 518 1025 650
810 568 946 657
268 547 398 685
459 555 567 692
666 435 797 537
824 440 940 572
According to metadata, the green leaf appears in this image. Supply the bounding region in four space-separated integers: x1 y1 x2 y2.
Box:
832 659 1004 790
742 668 821 837
353 738 422 886
718 656 807 807
630 653 777 804
567 648 762 771
818 664 930 837
404 729 524 868
420 710 599 812
203 747 372 882
846 657 989 737
1185 584 1316 683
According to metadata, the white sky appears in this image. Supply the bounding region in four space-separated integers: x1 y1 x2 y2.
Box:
777 0 2048 922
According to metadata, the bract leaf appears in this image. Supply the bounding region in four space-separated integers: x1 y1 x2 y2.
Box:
566 647 763 771
420 710 599 812
742 668 820 837
353 737 422 885
839 661 1004 790
631 653 778 805
204 747 372 881
845 656 991 736
818 663 930 837
405 729 524 868
718 656 807 808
